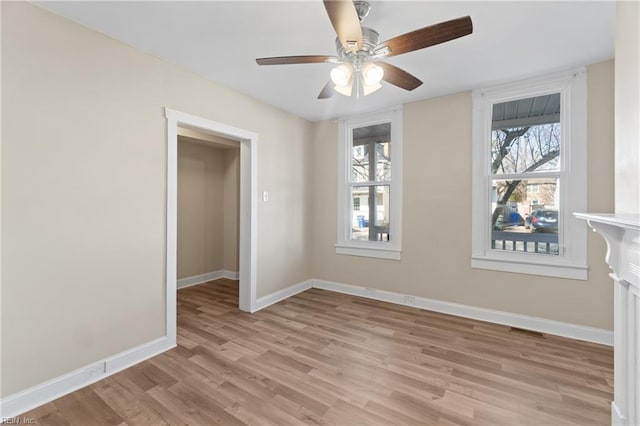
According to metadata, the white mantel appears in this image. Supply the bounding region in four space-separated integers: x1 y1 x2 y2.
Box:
575 213 640 426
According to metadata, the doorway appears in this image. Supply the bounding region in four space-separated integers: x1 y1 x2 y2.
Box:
176 128 239 286
165 108 257 347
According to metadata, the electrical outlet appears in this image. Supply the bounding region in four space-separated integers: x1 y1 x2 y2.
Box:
262 191 269 202
85 362 106 379
403 296 416 306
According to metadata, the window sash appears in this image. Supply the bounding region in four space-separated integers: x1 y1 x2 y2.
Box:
350 139 392 183
488 177 562 256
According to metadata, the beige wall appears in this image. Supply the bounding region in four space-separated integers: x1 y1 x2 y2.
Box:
311 61 615 330
1 2 312 397
0 0 617 402
615 1 640 214
177 139 239 279
223 149 240 272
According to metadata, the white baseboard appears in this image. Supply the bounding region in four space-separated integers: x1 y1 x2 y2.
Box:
222 270 240 280
253 280 312 312
1 277 612 419
177 270 239 289
311 279 613 346
0 337 174 420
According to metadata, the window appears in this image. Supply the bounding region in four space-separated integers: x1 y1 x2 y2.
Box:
471 69 588 280
527 183 540 194
336 108 402 260
353 197 361 211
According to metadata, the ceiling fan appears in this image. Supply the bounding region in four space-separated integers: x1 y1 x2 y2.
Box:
256 0 473 99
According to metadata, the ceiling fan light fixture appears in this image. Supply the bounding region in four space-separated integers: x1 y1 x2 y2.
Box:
362 81 382 96
361 62 384 86
334 76 354 96
257 2 473 101
330 63 353 87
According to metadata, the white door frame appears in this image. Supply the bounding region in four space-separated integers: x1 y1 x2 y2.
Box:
164 108 257 344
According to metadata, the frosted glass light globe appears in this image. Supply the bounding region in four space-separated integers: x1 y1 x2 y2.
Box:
362 62 384 86
330 63 353 87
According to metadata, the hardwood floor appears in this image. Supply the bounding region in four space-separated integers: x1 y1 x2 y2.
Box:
25 279 613 425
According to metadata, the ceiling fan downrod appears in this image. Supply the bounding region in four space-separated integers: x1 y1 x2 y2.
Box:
353 1 371 22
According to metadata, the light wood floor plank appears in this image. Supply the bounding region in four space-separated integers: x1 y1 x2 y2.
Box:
22 280 613 425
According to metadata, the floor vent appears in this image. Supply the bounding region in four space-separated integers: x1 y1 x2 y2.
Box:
509 327 545 337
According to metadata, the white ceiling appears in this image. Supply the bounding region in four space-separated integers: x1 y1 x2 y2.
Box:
36 1 615 122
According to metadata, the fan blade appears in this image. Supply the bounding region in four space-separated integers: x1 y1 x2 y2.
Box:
378 62 423 91
318 81 334 99
323 0 363 52
256 55 339 65
377 16 472 57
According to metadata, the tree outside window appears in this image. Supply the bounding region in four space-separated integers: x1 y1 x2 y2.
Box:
490 93 561 255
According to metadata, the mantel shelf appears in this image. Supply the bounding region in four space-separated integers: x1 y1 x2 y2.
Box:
574 213 640 231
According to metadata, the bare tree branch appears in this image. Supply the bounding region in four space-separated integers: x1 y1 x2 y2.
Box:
491 127 530 174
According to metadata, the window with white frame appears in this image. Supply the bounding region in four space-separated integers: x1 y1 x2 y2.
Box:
471 69 588 280
336 108 402 260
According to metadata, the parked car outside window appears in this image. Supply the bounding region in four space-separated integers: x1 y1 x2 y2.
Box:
529 209 558 233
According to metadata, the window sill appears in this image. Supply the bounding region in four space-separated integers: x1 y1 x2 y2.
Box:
335 244 401 260
471 255 588 280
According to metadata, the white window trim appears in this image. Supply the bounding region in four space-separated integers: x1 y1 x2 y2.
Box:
336 107 403 260
471 68 588 280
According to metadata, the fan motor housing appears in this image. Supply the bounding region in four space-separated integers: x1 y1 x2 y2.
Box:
336 27 380 60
